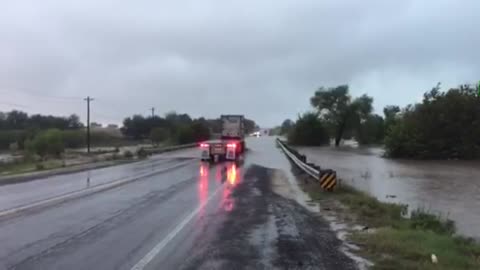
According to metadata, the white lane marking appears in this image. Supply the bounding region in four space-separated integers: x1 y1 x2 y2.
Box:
0 160 194 218
130 184 224 270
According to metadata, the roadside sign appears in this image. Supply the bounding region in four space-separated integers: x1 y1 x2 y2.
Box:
319 170 337 191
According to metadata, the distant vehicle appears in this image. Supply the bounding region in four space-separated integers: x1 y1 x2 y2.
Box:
250 131 261 137
200 115 246 162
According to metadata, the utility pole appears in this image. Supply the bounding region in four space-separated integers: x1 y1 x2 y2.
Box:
84 96 94 154
150 107 155 146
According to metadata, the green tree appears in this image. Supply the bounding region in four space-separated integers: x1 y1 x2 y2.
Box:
244 118 257 134
0 110 82 130
175 126 195 144
288 112 329 146
310 85 373 146
383 105 400 135
165 111 192 126
5 110 29 129
150 127 168 145
191 120 211 142
355 114 385 145
385 84 480 159
280 119 294 135
121 115 148 139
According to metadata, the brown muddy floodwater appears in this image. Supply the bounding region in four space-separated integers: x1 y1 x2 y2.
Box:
295 146 480 238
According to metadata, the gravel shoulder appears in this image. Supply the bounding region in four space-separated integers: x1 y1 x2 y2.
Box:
181 164 357 270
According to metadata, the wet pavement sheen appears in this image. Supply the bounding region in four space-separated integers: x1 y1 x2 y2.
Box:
0 137 355 270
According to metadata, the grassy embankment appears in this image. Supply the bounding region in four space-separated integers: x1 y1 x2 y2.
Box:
0 159 66 176
0 157 127 178
304 182 480 270
0 141 185 178
0 149 136 177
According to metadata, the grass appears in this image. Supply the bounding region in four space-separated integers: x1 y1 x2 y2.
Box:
0 159 65 176
306 182 480 270
0 153 128 177
352 228 480 270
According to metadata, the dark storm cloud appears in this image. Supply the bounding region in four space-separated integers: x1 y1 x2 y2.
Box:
1 0 479 126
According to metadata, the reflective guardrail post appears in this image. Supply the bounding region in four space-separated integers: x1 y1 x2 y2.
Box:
319 169 337 191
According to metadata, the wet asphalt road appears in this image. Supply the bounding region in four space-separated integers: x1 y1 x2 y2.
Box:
0 138 355 270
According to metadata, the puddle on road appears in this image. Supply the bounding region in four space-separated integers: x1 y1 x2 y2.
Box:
296 145 480 238
244 138 318 212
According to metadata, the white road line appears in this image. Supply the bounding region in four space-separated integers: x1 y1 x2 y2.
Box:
130 184 224 270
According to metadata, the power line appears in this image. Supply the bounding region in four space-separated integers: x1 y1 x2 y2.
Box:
0 102 29 108
0 89 82 101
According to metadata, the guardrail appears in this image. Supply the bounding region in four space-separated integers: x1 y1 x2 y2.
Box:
276 138 337 191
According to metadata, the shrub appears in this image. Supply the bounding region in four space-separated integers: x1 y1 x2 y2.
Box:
136 147 148 159
288 112 330 146
36 163 45 170
150 128 168 145
27 129 65 159
190 121 210 142
355 114 385 145
410 210 456 235
0 130 25 150
123 150 134 159
62 130 85 148
9 142 18 153
174 126 195 144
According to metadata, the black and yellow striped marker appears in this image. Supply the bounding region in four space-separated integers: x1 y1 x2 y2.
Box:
319 170 337 191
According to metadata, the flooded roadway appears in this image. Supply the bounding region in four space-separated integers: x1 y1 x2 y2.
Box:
295 145 480 238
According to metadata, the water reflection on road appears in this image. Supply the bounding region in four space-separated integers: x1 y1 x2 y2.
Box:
198 163 209 218
197 162 241 219
296 145 480 238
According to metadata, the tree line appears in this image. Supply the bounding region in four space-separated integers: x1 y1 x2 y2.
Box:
0 110 82 130
0 109 257 159
122 112 210 145
280 83 480 159
0 111 85 151
121 112 257 145
384 84 480 159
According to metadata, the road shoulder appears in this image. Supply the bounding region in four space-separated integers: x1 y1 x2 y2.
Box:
181 164 357 270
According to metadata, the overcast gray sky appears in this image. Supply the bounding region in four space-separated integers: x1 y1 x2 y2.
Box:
1 0 479 127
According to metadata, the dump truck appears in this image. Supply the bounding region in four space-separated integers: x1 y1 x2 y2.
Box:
200 115 246 162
